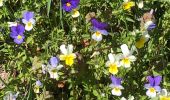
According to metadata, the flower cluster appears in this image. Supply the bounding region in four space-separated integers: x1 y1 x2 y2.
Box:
2 0 169 99
9 11 35 44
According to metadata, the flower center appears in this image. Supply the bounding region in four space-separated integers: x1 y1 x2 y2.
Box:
109 63 118 74
27 22 32 27
17 35 22 40
122 58 130 64
149 88 155 93
114 87 120 92
66 2 71 7
95 31 101 36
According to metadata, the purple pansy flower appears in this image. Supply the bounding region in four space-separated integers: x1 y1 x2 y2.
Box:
62 0 80 12
144 76 162 98
90 18 109 41
10 24 25 44
110 75 124 96
22 11 35 31
90 18 108 30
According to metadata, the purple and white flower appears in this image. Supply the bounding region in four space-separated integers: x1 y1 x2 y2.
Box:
110 75 124 96
22 11 35 31
144 76 162 98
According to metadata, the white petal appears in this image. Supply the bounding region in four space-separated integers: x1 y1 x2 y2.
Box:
0 1 3 7
56 64 63 70
29 19 35 25
68 44 73 54
144 21 153 29
108 53 115 63
25 23 33 31
49 71 59 79
120 97 127 100
105 61 111 67
121 44 130 57
161 89 168 96
22 19 28 24
129 55 136 61
138 1 144 8
146 89 156 98
7 22 17 27
111 89 122 96
72 10 80 18
60 44 67 55
123 0 129 3
92 33 102 41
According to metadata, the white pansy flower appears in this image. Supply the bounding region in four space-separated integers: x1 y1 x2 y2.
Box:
120 44 136 68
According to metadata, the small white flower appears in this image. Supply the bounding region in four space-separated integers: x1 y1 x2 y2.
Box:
120 44 136 68
48 64 63 79
72 9 80 18
137 1 144 9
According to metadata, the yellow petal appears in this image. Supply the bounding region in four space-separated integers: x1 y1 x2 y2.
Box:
123 2 135 10
109 64 118 74
160 96 170 100
135 40 145 49
59 55 66 61
65 54 76 66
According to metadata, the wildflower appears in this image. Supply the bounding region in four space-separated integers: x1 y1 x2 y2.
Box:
142 10 156 31
120 44 136 68
144 20 156 31
144 76 162 98
48 57 63 79
3 91 19 100
22 11 35 31
62 0 80 12
34 80 43 93
72 9 80 18
59 44 76 66
159 89 170 100
106 53 121 75
110 75 124 96
90 18 108 30
92 27 108 41
10 24 25 44
135 31 150 49
7 22 17 27
0 0 3 7
90 18 108 41
122 0 135 10
137 1 144 9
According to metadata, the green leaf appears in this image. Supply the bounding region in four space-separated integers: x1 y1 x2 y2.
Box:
47 0 51 17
